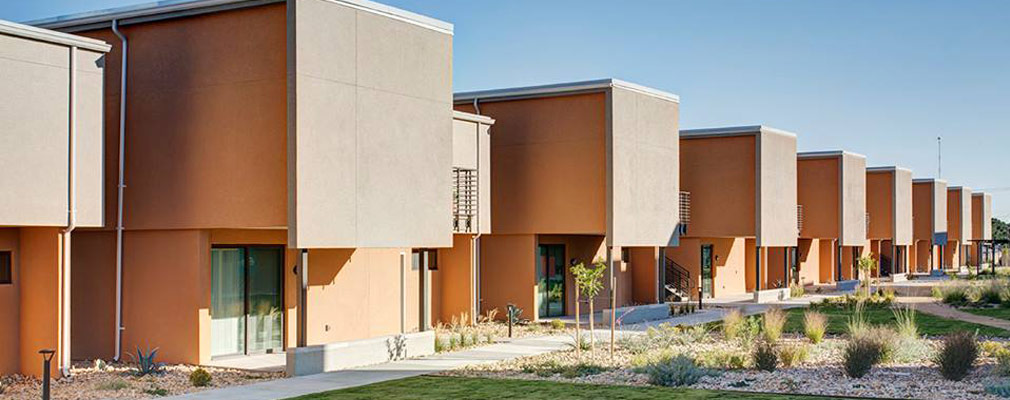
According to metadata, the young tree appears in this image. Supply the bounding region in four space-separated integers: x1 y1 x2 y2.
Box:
857 256 876 298
572 259 606 351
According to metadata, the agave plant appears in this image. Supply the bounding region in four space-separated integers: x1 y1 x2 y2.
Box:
131 346 164 376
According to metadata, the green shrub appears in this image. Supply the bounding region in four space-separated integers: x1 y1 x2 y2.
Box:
752 341 777 372
987 382 1010 398
790 283 805 298
762 307 786 343
722 309 744 340
803 310 826 344
777 343 809 368
97 379 130 391
941 284 970 305
645 355 712 387
931 286 943 299
189 368 212 387
560 363 608 379
892 305 918 340
981 341 1006 357
550 319 565 330
843 335 883 378
995 348 1010 376
846 303 869 337
980 281 1004 304
144 387 169 397
696 348 747 370
934 331 979 381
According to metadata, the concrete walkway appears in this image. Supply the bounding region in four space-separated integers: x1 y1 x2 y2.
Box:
618 294 835 331
896 297 1010 331
164 335 572 400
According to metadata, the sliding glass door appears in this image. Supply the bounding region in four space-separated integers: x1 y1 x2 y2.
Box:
211 246 283 358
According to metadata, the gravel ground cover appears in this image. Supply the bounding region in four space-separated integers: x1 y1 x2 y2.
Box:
443 308 1010 400
0 361 281 400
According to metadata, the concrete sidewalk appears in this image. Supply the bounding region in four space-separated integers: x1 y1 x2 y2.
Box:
896 297 1010 331
164 336 572 400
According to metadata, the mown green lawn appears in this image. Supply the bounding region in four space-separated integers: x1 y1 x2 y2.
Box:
962 307 1010 321
286 375 853 400
783 306 1010 337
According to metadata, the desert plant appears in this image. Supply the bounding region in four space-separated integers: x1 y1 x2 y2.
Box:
932 286 943 299
935 331 979 381
550 319 565 330
94 359 109 371
722 309 745 340
777 343 810 368
846 302 869 337
843 335 883 378
189 368 212 387
697 348 748 370
762 307 786 343
986 382 1010 398
752 341 778 372
790 283 805 298
854 326 899 363
130 346 164 376
892 305 918 340
144 386 169 396
1000 287 1010 307
434 335 446 352
803 310 827 344
980 281 1004 304
572 259 606 351
994 348 1010 376
857 256 876 297
448 335 458 350
645 355 712 387
97 379 130 391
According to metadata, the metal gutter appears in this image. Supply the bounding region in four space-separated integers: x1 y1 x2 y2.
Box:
454 78 680 104
0 19 110 52
867 166 912 173
913 178 948 184
28 0 452 35
452 110 495 125
681 125 798 139
797 150 867 160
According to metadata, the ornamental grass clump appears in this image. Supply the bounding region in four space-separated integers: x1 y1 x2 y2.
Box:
722 309 745 340
762 307 786 343
752 341 778 372
843 335 883 378
803 310 827 344
645 355 713 387
777 343 809 368
935 331 979 381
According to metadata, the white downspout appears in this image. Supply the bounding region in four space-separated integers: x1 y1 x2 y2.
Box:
111 20 128 362
60 45 79 377
471 98 484 324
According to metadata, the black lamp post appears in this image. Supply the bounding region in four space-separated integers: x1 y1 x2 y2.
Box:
39 349 55 400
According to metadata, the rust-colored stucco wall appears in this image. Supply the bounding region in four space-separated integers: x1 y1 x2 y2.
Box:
0 229 19 375
478 234 535 318
456 94 607 237
798 158 840 240
18 228 63 377
434 234 474 323
680 136 756 238
78 4 288 231
628 247 658 304
70 230 116 360
866 171 894 240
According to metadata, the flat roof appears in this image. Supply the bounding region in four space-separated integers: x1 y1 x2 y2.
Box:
973 192 991 197
0 18 110 52
948 186 972 192
27 0 453 35
681 125 797 139
912 178 948 184
453 110 495 125
797 150 867 160
867 166 912 174
454 78 680 104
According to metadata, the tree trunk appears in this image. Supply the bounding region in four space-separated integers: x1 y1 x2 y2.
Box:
588 298 595 351
575 285 581 358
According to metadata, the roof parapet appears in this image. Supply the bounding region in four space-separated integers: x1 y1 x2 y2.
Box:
454 78 680 104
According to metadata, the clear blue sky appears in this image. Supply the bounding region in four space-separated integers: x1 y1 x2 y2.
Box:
6 1 1010 218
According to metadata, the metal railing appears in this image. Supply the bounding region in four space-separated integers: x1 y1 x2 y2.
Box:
797 205 804 234
664 257 691 301
452 167 478 233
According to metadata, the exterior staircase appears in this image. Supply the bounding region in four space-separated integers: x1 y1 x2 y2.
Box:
664 257 692 301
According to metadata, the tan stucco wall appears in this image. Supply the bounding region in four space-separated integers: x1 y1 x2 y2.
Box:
798 158 839 240
840 154 867 246
452 114 492 235
757 130 798 247
680 135 756 238
457 94 607 236
973 193 993 241
608 87 680 247
894 169 914 245
288 0 453 248
79 4 288 231
0 33 105 227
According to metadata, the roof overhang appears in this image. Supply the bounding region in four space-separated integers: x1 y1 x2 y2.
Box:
454 78 680 105
0 19 110 51
681 125 797 140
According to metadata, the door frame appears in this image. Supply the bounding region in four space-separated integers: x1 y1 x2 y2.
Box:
700 244 714 299
536 243 566 318
210 244 286 358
